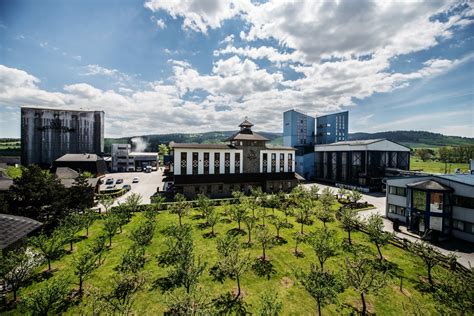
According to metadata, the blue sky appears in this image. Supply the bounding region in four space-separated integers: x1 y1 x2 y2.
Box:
0 0 473 138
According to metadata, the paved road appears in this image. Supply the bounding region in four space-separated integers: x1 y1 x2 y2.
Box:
98 168 164 207
302 182 474 268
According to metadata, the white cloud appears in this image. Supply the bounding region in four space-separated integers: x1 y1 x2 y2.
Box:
144 0 251 33
155 18 166 29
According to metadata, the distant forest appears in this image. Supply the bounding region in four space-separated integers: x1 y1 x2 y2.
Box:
1 130 472 156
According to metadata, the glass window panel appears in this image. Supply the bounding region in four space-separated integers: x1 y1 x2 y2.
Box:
413 190 427 211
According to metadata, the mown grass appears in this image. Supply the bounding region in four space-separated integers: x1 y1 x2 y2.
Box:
11 204 444 315
410 157 469 174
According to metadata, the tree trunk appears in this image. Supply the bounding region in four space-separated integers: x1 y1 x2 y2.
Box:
236 275 241 300
70 240 73 252
13 288 17 301
238 221 241 230
361 293 366 315
300 221 304 234
376 243 383 260
262 245 266 260
317 299 322 316
179 215 182 226
276 228 280 238
47 258 52 271
79 278 83 295
348 229 352 245
319 259 324 271
323 221 326 228
211 225 215 235
248 231 252 243
86 226 89 236
109 235 112 247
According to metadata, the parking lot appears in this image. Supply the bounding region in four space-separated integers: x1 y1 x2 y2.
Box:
99 168 164 206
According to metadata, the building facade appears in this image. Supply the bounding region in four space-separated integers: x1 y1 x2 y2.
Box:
111 143 158 172
316 111 348 144
386 174 474 243
170 120 300 198
21 107 104 167
314 139 410 191
283 109 316 179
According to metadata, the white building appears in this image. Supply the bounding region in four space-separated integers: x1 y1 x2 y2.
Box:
169 119 301 198
386 174 474 243
111 143 158 172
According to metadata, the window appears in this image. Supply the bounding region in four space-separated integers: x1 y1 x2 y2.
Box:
453 195 474 209
180 152 187 175
453 220 474 234
389 186 407 197
453 219 464 231
235 153 240 174
288 153 293 172
262 153 268 173
388 204 406 216
225 153 231 174
280 153 285 172
214 153 220 174
413 190 427 211
218 184 223 193
430 192 444 212
271 153 276 173
192 152 198 175
203 152 210 174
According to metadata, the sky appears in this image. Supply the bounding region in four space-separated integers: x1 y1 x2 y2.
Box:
0 0 473 138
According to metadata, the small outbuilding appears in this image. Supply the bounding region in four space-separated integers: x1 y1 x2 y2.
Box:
0 214 42 254
53 153 107 176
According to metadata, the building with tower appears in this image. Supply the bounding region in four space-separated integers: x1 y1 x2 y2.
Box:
169 119 300 198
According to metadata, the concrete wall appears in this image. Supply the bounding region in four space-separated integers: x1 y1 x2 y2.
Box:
21 107 104 166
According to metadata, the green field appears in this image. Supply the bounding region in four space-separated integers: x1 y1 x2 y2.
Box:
7 203 454 315
410 157 469 174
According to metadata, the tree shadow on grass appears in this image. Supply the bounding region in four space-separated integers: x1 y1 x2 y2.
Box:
196 222 210 230
220 218 232 224
150 276 178 293
252 257 276 280
226 228 246 236
273 236 288 245
202 231 218 239
212 292 249 315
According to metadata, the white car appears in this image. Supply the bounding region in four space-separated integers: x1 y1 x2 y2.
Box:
132 177 139 183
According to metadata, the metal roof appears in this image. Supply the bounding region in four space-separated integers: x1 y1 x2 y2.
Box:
0 214 42 250
435 174 474 186
55 153 103 162
225 130 269 142
321 139 385 146
407 179 453 191
170 143 236 149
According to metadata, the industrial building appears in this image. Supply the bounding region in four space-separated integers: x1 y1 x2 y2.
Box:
316 111 349 144
53 153 107 176
21 107 104 167
283 110 315 179
314 139 411 191
111 144 158 172
169 119 300 198
386 174 474 243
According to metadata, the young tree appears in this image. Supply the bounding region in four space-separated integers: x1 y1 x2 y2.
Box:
58 213 83 251
309 185 320 200
410 241 440 286
316 205 335 228
243 215 257 245
256 226 274 260
265 194 280 214
67 174 96 213
196 193 213 220
339 206 359 245
319 188 336 220
258 290 283 316
270 214 286 239
116 244 146 275
216 235 250 300
280 205 295 226
230 203 247 231
110 205 129 233
144 205 160 222
19 277 70 315
308 228 339 271
124 193 142 217
337 187 348 201
293 232 305 257
0 247 43 301
82 208 98 236
130 220 155 247
366 214 392 260
89 234 107 265
73 250 99 295
159 143 170 157
99 195 114 214
165 286 212 315
258 206 269 226
345 256 387 315
150 193 165 209
295 199 313 234
348 190 363 206
103 214 121 246
169 193 191 226
206 209 220 237
29 230 66 271
298 264 344 316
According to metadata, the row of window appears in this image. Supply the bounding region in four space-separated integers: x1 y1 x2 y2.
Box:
389 186 407 197
388 204 406 216
452 219 474 235
181 152 240 175
262 153 293 173
453 195 474 209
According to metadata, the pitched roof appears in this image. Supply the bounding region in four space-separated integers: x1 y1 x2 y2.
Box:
225 130 269 142
170 143 236 149
239 119 254 128
323 139 384 146
0 214 42 250
55 153 103 162
407 180 453 191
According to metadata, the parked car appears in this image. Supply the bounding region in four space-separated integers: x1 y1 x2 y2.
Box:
132 177 139 183
122 184 131 191
106 185 115 190
116 178 124 184
152 166 157 171
136 167 142 172
105 178 114 185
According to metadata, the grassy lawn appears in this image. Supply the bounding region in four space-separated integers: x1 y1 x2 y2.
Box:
410 157 469 174
10 204 445 315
